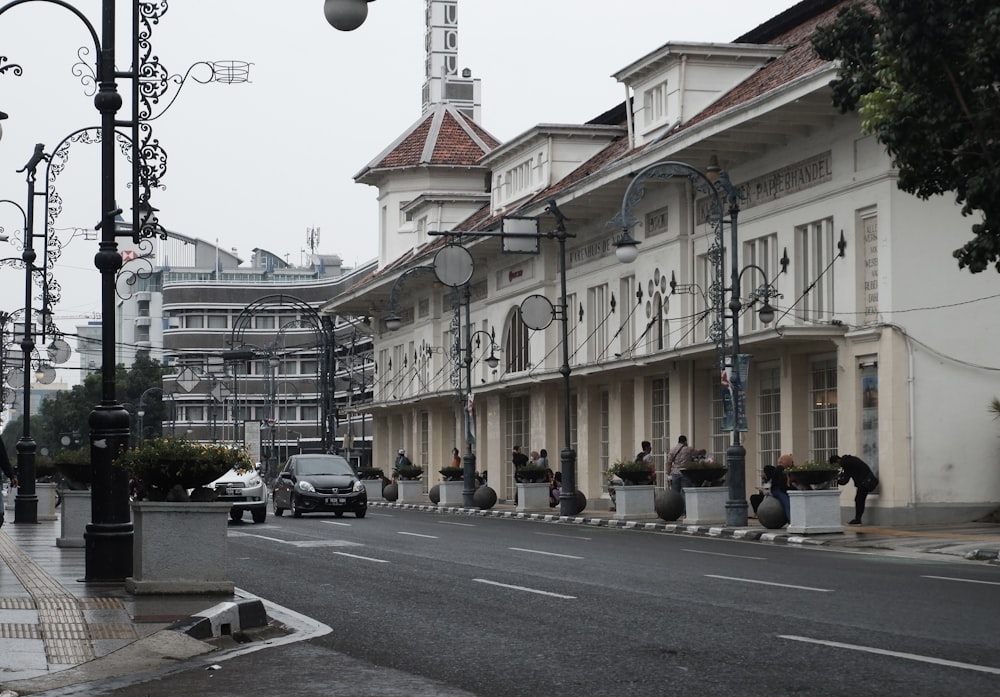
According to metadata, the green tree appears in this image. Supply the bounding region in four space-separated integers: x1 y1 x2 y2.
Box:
14 355 169 461
812 0 1000 273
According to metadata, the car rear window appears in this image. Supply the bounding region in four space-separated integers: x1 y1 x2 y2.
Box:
294 456 353 476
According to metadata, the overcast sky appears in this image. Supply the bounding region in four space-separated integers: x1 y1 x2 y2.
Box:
0 0 797 380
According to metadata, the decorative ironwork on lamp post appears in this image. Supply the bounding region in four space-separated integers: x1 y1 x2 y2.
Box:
618 158 751 525
0 0 375 581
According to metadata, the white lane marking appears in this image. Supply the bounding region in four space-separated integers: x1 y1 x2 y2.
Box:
705 574 832 592
228 531 361 548
780 635 1000 675
229 532 293 544
473 578 576 599
333 552 390 563
320 520 353 527
683 548 766 560
535 531 592 540
398 531 439 539
509 547 584 560
438 521 476 527
922 575 1000 587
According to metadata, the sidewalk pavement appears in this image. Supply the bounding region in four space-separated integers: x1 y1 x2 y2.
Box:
2 502 999 695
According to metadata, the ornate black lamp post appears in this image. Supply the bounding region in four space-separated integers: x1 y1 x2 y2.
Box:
0 0 375 580
618 159 751 525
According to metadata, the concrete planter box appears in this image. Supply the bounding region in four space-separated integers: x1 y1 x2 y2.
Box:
57 489 91 548
516 482 551 512
126 501 233 595
396 479 425 504
36 482 59 521
613 484 657 519
788 489 843 534
360 479 384 501
684 486 728 524
438 480 465 507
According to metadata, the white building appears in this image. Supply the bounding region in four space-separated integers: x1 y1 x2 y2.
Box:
325 0 1000 524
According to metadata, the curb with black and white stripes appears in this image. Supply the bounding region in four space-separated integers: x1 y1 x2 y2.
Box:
367 501 831 548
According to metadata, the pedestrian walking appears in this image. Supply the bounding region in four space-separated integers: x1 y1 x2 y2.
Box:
0 437 17 528
830 453 879 525
665 435 692 494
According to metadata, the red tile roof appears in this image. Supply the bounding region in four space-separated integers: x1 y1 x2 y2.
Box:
362 104 501 174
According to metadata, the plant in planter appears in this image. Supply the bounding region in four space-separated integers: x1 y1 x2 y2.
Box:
608 460 654 485
116 438 253 501
356 466 385 481
52 448 92 490
514 464 549 483
439 466 464 481
785 461 840 490
680 459 727 487
394 464 424 481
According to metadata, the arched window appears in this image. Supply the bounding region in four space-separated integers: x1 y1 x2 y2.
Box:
504 306 530 373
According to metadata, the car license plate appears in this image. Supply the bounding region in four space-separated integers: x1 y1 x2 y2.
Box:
326 497 344 505
225 487 239 495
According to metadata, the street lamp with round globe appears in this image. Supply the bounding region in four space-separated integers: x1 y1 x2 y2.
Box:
324 0 375 31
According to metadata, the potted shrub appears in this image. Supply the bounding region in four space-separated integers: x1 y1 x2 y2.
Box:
608 460 653 485
116 437 253 501
607 460 656 519
394 464 424 481
53 448 92 490
785 461 840 490
439 466 464 481
357 466 386 501
120 439 252 595
514 464 549 483
680 459 727 487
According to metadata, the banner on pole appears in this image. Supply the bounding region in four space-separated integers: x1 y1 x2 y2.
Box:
721 354 750 432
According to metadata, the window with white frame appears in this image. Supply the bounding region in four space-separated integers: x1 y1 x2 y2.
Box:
420 411 429 467
651 377 670 485
504 395 530 500
599 389 610 475
505 159 533 198
757 364 781 478
619 276 636 357
587 284 608 363
645 281 666 354
795 217 836 323
696 252 716 343
809 356 838 463
504 307 531 373
710 377 728 462
643 80 668 126
566 292 578 366
206 314 227 329
742 234 781 334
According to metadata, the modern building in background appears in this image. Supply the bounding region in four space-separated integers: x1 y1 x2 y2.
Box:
325 0 1000 524
80 229 376 470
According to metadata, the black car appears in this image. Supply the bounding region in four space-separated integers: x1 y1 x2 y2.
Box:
272 454 367 518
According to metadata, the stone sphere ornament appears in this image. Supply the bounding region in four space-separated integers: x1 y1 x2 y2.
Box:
428 484 440 504
474 485 498 510
757 494 788 529
655 489 685 521
382 482 398 502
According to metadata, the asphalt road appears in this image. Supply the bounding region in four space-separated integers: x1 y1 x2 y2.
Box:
89 507 1000 697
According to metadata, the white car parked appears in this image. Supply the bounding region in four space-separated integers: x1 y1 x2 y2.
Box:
209 463 268 523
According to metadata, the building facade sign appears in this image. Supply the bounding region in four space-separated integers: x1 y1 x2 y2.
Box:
698 151 833 220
